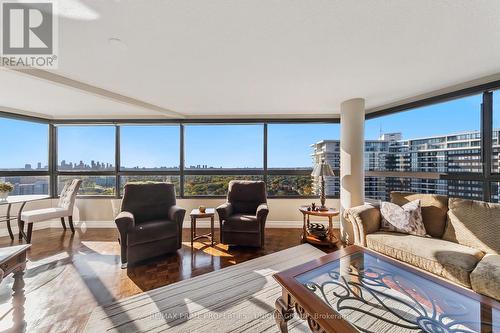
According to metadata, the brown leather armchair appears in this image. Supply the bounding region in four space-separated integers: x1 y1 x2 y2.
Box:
115 183 186 268
216 180 269 247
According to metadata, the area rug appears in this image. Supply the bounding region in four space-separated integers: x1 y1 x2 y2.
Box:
85 244 326 332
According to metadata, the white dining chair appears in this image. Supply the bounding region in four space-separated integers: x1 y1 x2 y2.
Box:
20 179 82 243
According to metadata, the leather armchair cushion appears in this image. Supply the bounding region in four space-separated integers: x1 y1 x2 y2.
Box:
227 181 267 214
223 214 259 233
233 201 260 214
216 203 233 220
121 183 177 223
128 219 178 246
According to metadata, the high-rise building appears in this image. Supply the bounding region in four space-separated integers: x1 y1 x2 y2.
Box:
312 129 500 200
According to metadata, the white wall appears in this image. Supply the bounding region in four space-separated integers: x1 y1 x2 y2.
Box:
0 198 340 237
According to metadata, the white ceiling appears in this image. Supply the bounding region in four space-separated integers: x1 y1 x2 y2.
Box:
2 0 500 119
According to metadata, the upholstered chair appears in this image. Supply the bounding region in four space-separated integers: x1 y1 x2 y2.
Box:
115 183 186 268
20 179 82 243
216 180 269 247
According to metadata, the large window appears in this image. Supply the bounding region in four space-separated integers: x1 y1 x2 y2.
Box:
183 124 264 196
0 117 50 195
184 175 263 196
493 90 499 174
120 175 180 196
267 175 314 196
268 124 340 197
268 124 340 169
120 125 179 170
58 176 116 196
0 118 48 171
2 85 499 201
57 125 115 171
56 125 116 196
0 176 49 195
364 93 490 201
184 124 263 169
492 182 500 203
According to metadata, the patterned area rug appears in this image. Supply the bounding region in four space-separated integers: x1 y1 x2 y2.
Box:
85 244 326 332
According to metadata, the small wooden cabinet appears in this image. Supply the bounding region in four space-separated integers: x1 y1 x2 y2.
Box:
298 206 338 247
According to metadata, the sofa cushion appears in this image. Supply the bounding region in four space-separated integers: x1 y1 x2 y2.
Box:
443 198 500 254
470 254 500 301
380 200 426 236
390 192 448 238
366 232 484 287
128 219 178 246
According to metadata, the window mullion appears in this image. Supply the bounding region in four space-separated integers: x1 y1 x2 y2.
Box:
115 125 121 198
49 123 57 197
482 91 493 201
180 124 185 198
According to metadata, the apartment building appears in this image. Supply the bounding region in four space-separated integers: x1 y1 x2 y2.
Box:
313 130 500 200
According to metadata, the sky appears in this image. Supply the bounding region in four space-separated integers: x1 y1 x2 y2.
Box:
0 91 498 169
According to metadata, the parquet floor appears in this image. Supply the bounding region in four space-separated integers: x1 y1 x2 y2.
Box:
0 228 340 332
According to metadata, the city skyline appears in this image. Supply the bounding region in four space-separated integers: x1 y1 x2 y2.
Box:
4 126 499 171
2 124 499 200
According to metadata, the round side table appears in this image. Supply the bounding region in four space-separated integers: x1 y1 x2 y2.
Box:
298 206 339 247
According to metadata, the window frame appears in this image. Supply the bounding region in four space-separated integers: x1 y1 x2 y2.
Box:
49 118 339 199
365 82 500 202
0 112 51 195
2 79 499 201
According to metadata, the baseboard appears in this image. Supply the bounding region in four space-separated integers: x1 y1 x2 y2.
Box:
0 220 341 238
0 221 53 238
70 220 309 229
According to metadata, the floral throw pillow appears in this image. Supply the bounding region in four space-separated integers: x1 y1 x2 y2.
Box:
380 200 426 236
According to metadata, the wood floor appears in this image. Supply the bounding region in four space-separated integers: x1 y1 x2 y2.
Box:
0 228 340 333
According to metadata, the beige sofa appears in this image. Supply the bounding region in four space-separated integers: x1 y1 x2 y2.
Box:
344 192 500 301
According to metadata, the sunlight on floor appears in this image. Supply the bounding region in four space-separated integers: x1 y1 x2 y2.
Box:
182 241 234 258
81 241 120 255
27 251 70 269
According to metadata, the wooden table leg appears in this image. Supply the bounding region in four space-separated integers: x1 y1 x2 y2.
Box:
17 202 27 241
193 216 197 238
328 216 334 248
190 217 194 248
301 213 307 243
210 216 214 246
6 203 14 240
12 261 27 331
275 289 294 333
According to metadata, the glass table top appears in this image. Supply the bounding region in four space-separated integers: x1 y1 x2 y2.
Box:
295 252 499 333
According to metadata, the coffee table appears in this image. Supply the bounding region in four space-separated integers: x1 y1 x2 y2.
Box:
273 245 499 333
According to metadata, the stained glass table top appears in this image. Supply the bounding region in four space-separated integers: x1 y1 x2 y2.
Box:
272 246 499 333
294 249 499 333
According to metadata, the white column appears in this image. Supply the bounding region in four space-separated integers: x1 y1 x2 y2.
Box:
340 98 365 244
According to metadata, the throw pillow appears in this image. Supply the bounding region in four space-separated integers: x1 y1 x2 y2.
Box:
380 200 426 236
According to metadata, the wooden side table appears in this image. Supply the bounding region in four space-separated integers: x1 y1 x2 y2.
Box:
299 206 339 247
190 208 215 247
